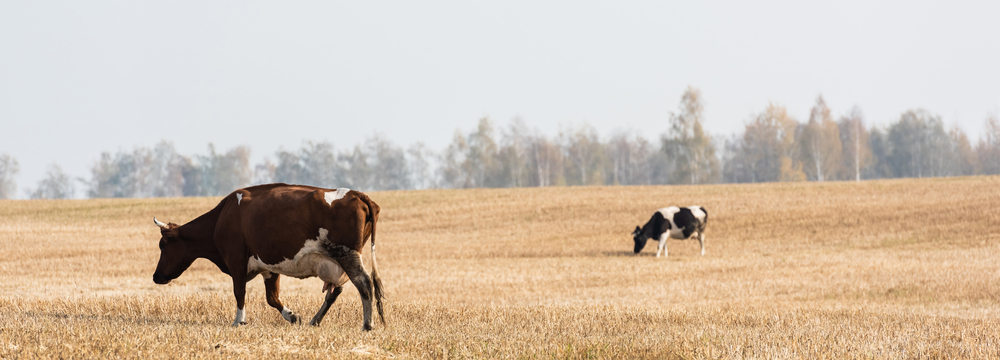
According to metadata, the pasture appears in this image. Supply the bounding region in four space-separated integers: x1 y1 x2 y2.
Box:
1 176 998 358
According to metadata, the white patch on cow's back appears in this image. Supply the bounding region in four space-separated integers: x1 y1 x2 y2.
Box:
656 206 686 239
246 228 349 286
236 193 243 205
324 188 351 206
688 206 706 222
656 206 680 218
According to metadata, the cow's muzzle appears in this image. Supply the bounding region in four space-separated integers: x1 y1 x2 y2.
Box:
152 273 170 285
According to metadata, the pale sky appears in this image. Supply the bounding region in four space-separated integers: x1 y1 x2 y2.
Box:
2 1 998 198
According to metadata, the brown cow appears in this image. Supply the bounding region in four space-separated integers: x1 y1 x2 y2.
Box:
152 183 385 330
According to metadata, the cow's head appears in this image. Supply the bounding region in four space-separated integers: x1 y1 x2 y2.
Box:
152 217 195 285
632 226 648 254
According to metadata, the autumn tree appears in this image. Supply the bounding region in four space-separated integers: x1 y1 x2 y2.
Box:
797 96 843 181
438 118 503 188
661 86 720 184
949 126 978 176
739 103 803 182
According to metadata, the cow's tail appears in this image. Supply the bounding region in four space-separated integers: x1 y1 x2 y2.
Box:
699 206 709 233
358 192 386 326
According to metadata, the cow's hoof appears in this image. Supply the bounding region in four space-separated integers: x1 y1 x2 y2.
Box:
362 324 373 332
288 314 299 324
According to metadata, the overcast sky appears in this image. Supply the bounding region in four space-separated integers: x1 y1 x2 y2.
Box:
2 1 998 198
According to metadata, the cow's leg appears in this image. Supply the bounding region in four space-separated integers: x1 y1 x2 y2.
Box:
331 248 375 331
264 274 299 324
308 285 344 326
231 272 249 327
309 257 348 326
698 232 706 256
656 234 669 258
224 250 251 327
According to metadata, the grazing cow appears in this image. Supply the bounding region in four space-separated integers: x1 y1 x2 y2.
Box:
632 206 708 257
151 183 385 330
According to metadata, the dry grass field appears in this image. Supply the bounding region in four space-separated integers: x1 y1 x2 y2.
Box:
1 176 999 359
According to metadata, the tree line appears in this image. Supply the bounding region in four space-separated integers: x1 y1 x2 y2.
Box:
2 86 999 199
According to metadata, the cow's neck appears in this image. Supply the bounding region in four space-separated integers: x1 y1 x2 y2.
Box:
177 201 230 274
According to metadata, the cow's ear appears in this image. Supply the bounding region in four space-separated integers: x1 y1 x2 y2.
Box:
155 218 180 240
160 226 180 241
633 226 641 235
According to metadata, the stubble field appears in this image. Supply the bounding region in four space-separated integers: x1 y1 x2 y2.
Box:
1 176 999 359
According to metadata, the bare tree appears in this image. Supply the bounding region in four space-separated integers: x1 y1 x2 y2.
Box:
364 133 410 191
437 118 503 189
253 157 276 185
721 134 752 183
467 118 501 188
273 148 305 185
301 141 342 188
0 154 19 199
528 130 562 187
949 125 978 176
560 124 605 186
887 110 952 178
977 114 1000 175
438 130 471 189
149 141 186 197
407 142 437 190
498 117 532 187
179 156 202 197
838 106 872 182
608 130 655 185
866 127 894 179
339 145 372 190
87 147 153 198
196 144 252 196
29 164 74 199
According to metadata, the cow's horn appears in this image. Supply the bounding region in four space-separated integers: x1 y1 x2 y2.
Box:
153 217 169 229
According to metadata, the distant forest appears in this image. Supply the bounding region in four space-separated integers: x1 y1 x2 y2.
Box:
2 87 999 199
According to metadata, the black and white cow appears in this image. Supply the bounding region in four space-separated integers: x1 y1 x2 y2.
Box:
632 206 708 257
